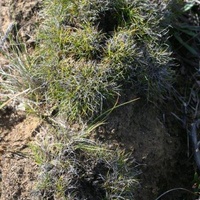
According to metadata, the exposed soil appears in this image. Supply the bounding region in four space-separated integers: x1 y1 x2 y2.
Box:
0 108 42 200
0 1 42 200
0 1 197 200
0 0 42 42
97 96 195 200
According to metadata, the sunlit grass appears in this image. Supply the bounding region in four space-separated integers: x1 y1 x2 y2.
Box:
31 124 138 199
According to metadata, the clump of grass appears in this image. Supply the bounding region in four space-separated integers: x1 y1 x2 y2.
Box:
103 27 174 99
1 0 174 120
37 0 174 119
31 125 138 200
43 58 119 121
0 43 43 109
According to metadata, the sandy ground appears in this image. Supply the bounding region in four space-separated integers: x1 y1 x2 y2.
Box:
0 1 42 199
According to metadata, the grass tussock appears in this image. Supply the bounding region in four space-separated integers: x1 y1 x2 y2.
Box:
31 125 138 200
1 0 174 121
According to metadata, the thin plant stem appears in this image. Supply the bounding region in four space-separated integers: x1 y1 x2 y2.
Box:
154 187 197 200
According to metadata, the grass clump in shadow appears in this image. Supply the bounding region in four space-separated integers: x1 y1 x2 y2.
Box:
163 0 200 114
167 0 200 70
